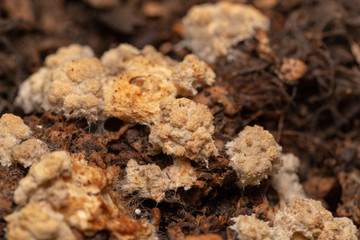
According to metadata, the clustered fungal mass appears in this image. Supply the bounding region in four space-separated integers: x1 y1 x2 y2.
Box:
0 114 48 167
7 151 154 240
16 42 217 163
182 1 270 63
3 2 358 240
225 125 283 187
122 158 197 202
231 198 358 240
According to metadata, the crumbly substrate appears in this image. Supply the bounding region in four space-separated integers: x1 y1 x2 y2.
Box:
182 2 270 63
226 125 283 186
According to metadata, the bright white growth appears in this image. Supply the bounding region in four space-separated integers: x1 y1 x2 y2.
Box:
271 153 306 203
8 151 154 239
231 199 358 240
122 158 197 202
0 114 31 166
149 97 218 163
226 125 282 186
182 2 270 63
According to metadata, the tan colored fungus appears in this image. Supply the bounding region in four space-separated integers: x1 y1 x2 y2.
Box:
104 72 176 124
101 44 215 97
0 114 31 166
122 158 197 202
6 202 76 240
16 43 215 125
11 139 49 168
230 214 272 240
16 44 95 115
149 97 218 163
44 57 110 122
182 2 270 63
273 198 358 240
231 198 358 240
8 151 155 239
103 44 215 123
226 125 282 186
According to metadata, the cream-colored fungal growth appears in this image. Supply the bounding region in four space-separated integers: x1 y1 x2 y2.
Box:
0 114 31 166
122 159 169 202
101 44 215 95
182 2 270 63
16 43 215 124
163 158 197 190
11 139 49 168
16 44 94 114
226 125 282 186
231 199 358 240
122 158 197 202
44 44 94 68
272 199 358 240
5 202 76 240
104 73 176 124
171 54 216 96
149 98 218 163
10 151 154 239
101 44 172 76
18 56 110 122
230 215 272 240
102 44 215 123
0 113 48 167
271 153 306 203
14 151 72 206
43 57 109 122
100 44 177 123
101 44 215 96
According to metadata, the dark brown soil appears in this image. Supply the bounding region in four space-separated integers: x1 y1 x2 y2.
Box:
1 0 360 239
